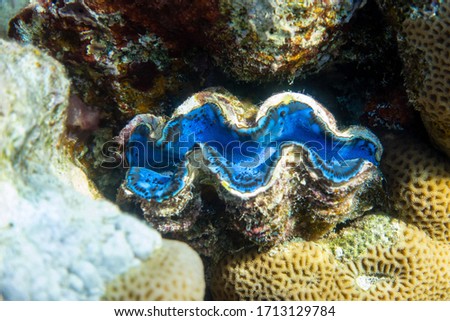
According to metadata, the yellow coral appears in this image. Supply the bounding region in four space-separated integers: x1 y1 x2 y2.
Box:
377 1 450 157
343 222 450 300
211 215 450 300
211 241 346 300
381 135 450 243
103 240 205 300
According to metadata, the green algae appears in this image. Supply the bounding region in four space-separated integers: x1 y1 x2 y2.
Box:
324 214 400 262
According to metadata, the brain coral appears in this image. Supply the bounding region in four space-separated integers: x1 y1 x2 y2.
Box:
0 40 204 301
103 240 205 301
212 240 346 300
377 0 450 157
343 224 449 300
211 215 450 300
381 135 450 243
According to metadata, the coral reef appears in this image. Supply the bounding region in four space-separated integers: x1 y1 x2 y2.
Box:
211 214 450 300
3 0 448 303
0 40 204 300
9 0 368 93
8 0 195 117
376 0 450 157
118 89 385 247
103 240 205 301
5 1 389 199
381 134 450 243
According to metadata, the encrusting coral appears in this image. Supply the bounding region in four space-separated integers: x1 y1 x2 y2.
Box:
381 134 450 243
211 214 450 300
9 0 368 93
197 0 368 81
0 39 204 300
8 0 193 117
376 0 450 158
117 89 385 248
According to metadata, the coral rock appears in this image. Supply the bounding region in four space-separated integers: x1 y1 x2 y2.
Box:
0 40 204 300
211 215 450 300
9 0 367 89
381 135 450 243
204 0 366 81
9 0 192 117
118 89 384 246
377 0 450 157
212 240 346 300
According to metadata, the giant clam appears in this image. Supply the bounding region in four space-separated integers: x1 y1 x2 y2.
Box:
118 89 385 248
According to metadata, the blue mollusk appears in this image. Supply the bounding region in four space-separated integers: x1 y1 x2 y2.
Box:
125 101 381 202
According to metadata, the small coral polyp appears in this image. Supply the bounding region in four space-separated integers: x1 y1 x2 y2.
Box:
119 89 384 246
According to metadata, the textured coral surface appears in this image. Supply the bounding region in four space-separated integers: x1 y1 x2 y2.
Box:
103 240 205 301
377 0 450 157
8 0 367 111
211 215 450 300
56 0 363 81
201 0 365 81
382 135 450 243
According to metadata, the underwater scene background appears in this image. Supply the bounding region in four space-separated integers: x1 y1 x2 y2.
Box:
0 0 449 300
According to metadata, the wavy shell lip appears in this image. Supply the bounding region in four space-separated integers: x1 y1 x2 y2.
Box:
123 91 383 202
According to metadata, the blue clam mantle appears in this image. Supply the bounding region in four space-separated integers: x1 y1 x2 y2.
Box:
125 92 382 202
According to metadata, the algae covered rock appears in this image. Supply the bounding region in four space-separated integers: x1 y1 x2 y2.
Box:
204 0 367 81
0 40 205 300
8 0 194 117
9 0 368 105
